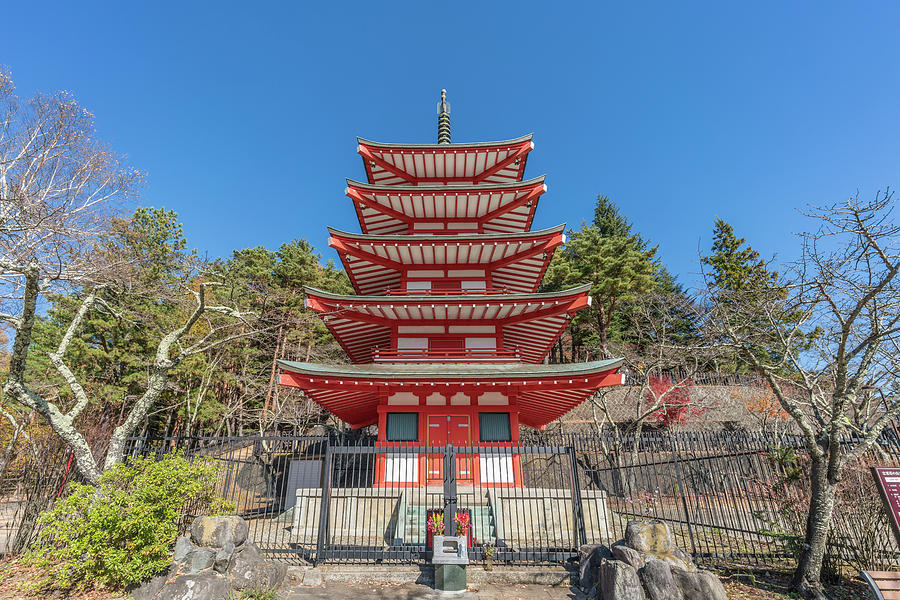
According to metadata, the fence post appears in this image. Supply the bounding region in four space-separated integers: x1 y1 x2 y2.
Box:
314 439 333 566
670 436 697 557
444 443 457 536
568 444 588 548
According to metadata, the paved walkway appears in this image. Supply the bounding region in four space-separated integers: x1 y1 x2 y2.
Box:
283 582 588 600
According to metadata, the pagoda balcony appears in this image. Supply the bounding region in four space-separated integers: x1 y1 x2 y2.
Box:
381 287 511 296
372 347 521 363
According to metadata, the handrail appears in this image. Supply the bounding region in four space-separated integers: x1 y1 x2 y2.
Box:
382 287 511 296
372 347 521 362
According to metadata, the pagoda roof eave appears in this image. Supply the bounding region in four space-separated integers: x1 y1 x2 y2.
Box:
356 134 534 150
326 223 565 244
344 175 547 192
358 135 534 185
302 282 592 304
278 357 624 430
330 225 565 296
303 284 592 364
278 357 623 379
346 176 547 236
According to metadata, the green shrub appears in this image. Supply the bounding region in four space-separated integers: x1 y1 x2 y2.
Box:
28 452 232 589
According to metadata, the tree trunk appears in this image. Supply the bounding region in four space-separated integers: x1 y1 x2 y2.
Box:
791 454 837 599
0 423 23 477
596 303 610 359
103 368 170 471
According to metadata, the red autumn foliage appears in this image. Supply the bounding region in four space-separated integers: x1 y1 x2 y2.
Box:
645 375 703 426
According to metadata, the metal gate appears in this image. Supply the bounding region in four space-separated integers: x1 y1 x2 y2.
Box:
295 441 591 565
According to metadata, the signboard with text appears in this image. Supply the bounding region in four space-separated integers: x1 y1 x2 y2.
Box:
872 466 900 545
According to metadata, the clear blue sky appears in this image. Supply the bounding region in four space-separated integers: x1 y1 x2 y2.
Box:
3 2 898 288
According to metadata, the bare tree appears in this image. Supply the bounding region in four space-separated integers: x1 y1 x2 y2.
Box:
708 190 900 599
0 68 139 480
590 292 709 491
0 70 257 484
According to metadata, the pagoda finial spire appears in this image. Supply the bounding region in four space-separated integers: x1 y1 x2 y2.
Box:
437 89 451 144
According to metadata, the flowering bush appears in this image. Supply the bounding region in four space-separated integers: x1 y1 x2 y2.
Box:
455 511 470 536
427 511 445 535
427 510 470 537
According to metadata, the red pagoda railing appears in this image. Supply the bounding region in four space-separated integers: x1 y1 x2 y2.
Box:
372 347 521 362
382 287 511 296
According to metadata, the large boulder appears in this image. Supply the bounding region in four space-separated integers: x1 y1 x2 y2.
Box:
155 571 228 600
612 543 645 571
185 548 216 574
625 520 675 555
671 567 728 600
639 558 683 600
579 543 612 590
131 567 174 600
227 541 287 591
190 516 249 549
669 547 697 572
652 554 696 574
599 558 646 600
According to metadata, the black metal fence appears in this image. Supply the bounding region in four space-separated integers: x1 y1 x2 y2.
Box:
115 428 900 572
0 437 73 556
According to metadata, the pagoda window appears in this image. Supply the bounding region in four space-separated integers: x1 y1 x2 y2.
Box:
397 337 428 350
479 413 512 442
386 413 419 441
465 337 496 350
461 280 487 291
406 280 431 292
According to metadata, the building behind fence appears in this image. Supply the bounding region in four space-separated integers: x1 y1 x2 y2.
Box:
0 428 872 573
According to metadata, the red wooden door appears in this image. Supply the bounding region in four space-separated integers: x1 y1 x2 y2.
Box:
450 415 474 483
426 415 472 485
427 415 448 485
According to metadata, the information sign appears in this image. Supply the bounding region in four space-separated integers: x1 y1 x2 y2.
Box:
872 466 900 545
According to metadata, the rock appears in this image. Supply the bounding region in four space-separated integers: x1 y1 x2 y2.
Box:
579 543 611 590
654 552 696 573
639 558 683 600
669 548 697 572
172 536 196 564
671 567 728 600
227 541 287 591
190 516 249 549
171 534 215 574
155 571 228 600
301 567 324 587
625 520 675 555
599 559 646 600
131 567 173 600
185 548 216 574
213 542 235 573
611 543 645 570
696 570 728 600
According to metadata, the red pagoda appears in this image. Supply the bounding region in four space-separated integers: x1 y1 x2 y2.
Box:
279 91 623 486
